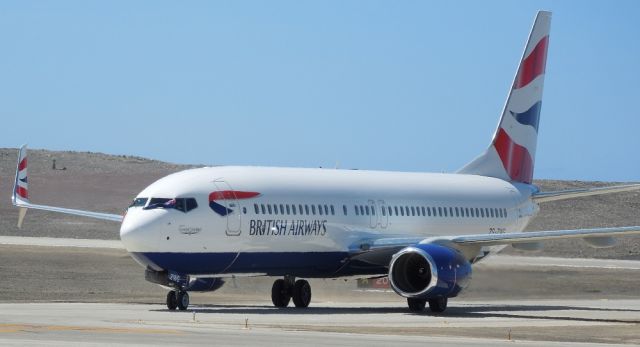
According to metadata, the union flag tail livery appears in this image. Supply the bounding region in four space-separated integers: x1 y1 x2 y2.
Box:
459 11 551 184
13 144 29 203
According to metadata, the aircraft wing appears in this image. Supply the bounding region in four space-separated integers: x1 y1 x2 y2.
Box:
349 226 640 266
532 183 640 203
11 145 124 227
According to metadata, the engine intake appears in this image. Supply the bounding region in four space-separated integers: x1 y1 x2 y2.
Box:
388 244 471 299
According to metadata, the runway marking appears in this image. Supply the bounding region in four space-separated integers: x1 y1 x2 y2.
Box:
0 323 182 335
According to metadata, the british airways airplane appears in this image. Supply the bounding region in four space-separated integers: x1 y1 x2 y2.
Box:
11 11 640 313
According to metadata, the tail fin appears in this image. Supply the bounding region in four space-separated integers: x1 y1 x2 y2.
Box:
12 145 29 228
459 11 551 184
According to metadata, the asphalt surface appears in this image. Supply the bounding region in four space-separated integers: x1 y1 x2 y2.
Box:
0 300 638 346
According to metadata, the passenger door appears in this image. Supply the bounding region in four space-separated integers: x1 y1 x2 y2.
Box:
212 180 242 236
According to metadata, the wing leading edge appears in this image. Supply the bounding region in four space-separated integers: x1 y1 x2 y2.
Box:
348 226 640 266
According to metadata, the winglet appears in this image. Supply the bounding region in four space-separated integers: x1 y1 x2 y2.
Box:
13 145 29 228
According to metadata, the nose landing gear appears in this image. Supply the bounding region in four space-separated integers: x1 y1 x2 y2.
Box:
271 276 311 308
166 290 190 311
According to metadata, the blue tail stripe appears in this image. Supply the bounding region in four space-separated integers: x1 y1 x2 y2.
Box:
510 101 542 132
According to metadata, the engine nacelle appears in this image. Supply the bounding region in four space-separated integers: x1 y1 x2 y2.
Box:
145 268 224 292
388 243 471 299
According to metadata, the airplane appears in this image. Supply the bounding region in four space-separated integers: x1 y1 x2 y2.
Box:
11 11 640 313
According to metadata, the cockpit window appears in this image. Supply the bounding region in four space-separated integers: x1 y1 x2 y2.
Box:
129 197 148 208
144 197 198 213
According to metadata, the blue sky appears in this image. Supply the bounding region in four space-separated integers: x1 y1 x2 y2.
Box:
1 1 639 181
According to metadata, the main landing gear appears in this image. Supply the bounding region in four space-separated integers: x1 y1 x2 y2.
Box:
407 297 448 313
271 276 312 308
166 290 190 311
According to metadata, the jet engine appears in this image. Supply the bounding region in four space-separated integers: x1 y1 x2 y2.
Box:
388 243 471 299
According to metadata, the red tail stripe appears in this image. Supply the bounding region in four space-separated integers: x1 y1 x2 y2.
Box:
16 186 28 199
493 128 534 184
18 158 27 171
514 36 548 89
209 191 260 201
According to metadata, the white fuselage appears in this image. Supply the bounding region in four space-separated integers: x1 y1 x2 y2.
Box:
120 166 539 277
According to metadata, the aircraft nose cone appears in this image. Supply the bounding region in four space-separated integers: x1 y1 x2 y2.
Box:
119 209 159 252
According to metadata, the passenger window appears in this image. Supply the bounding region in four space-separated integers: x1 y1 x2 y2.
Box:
312 205 316 215
371 206 375 215
394 206 399 216
480 208 485 218
343 205 347 215
355 206 359 216
388 206 393 216
292 204 297 215
254 204 260 214
305 205 309 215
438 207 442 217
324 205 329 215
280 204 285 215
331 205 335 215
273 205 278 215
242 207 247 214
299 205 304 215
365 206 370 215
382 207 386 216
455 207 459 217
318 205 323 215
267 205 272 214
411 206 415 216
360 206 365 215
421 206 426 216
286 205 290 215
261 204 266 214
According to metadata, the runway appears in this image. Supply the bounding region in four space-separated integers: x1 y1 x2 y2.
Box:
0 300 638 346
1 240 639 345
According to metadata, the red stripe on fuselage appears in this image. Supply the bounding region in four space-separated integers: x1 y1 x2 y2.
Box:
493 128 534 184
514 36 548 89
16 186 28 199
209 191 260 201
18 158 27 171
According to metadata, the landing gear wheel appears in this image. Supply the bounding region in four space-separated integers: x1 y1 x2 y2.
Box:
166 291 177 310
428 297 447 313
292 280 311 308
407 298 426 312
177 291 189 311
271 279 291 307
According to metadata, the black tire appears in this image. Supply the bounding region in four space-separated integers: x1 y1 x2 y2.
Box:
292 280 312 308
428 297 447 313
166 291 178 310
271 279 291 308
407 298 426 312
177 291 189 311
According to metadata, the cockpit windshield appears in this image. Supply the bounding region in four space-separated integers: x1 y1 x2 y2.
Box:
143 197 198 213
129 197 148 208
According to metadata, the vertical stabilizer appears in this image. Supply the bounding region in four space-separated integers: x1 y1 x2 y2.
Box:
459 11 551 184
